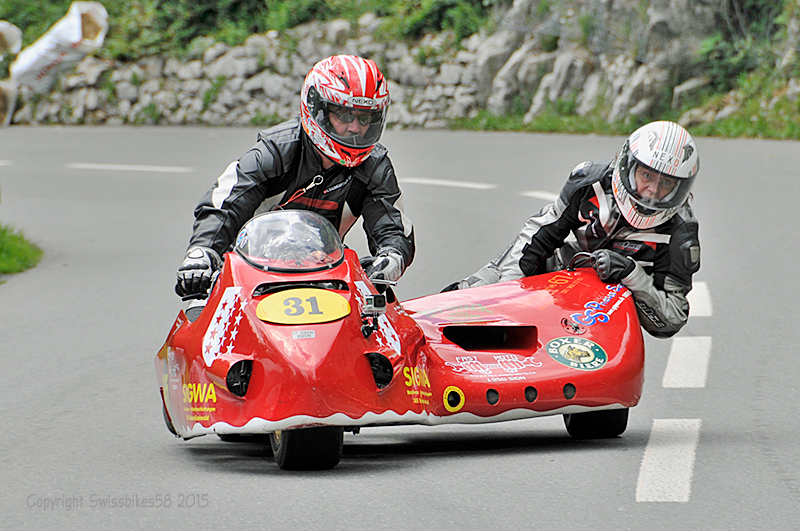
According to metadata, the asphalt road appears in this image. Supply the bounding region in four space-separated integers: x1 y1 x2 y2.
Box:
1 126 798 530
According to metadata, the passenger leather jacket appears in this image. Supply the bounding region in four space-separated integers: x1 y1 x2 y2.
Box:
187 116 415 269
456 160 700 338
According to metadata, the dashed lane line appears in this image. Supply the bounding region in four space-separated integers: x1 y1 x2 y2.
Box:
662 336 712 388
399 177 496 190
636 419 702 503
687 281 712 317
519 190 559 202
65 163 195 173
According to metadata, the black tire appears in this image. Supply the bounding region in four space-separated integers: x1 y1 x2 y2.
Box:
217 434 272 444
564 408 629 439
269 426 344 470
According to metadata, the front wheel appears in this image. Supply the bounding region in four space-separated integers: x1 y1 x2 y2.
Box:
270 426 344 470
564 408 629 439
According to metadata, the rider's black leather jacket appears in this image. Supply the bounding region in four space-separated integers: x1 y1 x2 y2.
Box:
187 116 415 269
458 160 700 338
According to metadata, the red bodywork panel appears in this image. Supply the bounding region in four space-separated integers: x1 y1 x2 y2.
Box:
156 249 644 439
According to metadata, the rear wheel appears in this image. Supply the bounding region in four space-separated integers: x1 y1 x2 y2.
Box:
564 408 629 439
270 426 344 470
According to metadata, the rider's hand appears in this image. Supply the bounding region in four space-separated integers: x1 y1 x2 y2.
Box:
362 248 404 291
175 247 221 298
590 249 635 283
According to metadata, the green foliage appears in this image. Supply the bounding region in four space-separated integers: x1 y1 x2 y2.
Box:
0 0 74 48
202 76 227 111
249 111 283 127
380 0 510 42
697 0 786 92
0 224 43 279
139 101 163 124
1 0 506 61
264 0 326 32
578 13 597 46
541 33 559 53
554 95 578 115
365 0 511 46
535 0 553 18
451 109 633 136
698 33 776 92
691 69 800 139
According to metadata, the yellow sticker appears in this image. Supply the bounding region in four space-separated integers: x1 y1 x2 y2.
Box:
443 385 465 413
256 288 351 325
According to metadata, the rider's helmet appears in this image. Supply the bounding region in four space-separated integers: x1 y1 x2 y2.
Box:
612 121 699 229
300 55 390 168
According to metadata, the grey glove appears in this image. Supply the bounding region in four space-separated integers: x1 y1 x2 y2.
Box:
590 249 635 283
175 247 221 298
362 248 404 291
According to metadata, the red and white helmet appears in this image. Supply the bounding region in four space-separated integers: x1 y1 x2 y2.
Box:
612 121 699 229
300 55 390 167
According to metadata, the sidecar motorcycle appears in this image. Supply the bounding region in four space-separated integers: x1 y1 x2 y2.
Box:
156 210 644 470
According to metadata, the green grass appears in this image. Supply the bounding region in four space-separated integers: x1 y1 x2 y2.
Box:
451 109 638 136
0 224 43 281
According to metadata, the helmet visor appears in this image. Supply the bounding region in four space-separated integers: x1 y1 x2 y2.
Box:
314 102 387 149
628 161 682 209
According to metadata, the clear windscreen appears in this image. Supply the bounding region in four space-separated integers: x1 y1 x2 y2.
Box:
234 211 344 272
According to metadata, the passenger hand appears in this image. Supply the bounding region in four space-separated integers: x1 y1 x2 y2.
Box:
590 249 635 283
175 247 221 298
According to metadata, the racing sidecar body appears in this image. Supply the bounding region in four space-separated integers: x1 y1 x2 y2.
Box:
156 210 644 469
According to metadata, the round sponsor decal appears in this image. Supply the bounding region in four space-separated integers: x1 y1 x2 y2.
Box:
546 337 607 371
443 386 465 413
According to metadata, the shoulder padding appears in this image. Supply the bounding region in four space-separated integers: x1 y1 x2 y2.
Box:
559 159 612 205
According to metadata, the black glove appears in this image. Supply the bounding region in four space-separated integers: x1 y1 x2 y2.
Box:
441 282 460 293
590 249 635 283
175 247 221 298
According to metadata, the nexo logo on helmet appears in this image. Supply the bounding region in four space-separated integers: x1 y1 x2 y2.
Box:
348 97 376 107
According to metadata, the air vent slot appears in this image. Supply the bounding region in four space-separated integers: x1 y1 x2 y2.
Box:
253 280 349 297
442 325 538 352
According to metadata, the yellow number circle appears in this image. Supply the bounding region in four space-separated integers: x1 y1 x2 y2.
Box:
256 288 350 325
443 386 465 413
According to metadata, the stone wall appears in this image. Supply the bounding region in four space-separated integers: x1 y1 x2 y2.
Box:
5 0 799 129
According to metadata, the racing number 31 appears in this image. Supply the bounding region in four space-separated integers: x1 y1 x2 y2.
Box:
283 297 324 316
256 288 351 325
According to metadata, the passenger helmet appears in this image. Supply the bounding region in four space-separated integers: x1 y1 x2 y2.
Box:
612 121 699 229
300 55 390 167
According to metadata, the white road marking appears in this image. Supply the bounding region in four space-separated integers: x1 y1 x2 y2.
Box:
65 163 195 173
0 160 13 166
400 177 496 190
662 336 712 388
636 419 702 502
687 281 712 316
519 190 559 202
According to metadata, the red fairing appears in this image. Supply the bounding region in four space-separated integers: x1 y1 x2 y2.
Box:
156 249 644 440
